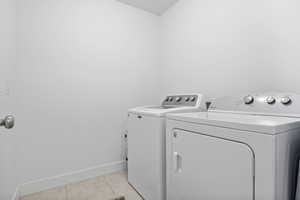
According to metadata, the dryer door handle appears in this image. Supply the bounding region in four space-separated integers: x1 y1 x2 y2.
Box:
173 152 182 173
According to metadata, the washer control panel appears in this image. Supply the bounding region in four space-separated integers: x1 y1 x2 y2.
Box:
163 95 199 107
209 93 300 116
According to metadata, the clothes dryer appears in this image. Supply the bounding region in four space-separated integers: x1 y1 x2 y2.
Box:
166 93 300 200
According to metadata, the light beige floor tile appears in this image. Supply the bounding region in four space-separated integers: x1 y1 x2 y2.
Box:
115 185 143 200
21 186 67 200
104 171 143 200
20 171 143 200
104 171 128 186
123 190 143 200
107 196 126 200
109 182 135 196
66 177 115 200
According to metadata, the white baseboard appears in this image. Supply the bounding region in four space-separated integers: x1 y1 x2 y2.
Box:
18 160 126 197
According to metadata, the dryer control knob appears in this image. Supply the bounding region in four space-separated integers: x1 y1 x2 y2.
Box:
281 96 292 105
191 97 196 102
244 95 254 104
266 96 276 104
185 97 190 102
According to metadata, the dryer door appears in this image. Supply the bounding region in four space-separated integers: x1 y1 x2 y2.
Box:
170 129 254 200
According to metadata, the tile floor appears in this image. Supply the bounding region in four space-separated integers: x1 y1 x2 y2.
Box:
20 171 143 200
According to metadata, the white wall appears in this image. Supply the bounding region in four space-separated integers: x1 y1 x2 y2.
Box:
0 0 17 199
9 0 300 198
161 0 300 98
15 0 160 187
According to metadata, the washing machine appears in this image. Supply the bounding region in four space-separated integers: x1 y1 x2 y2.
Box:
166 93 300 200
127 94 208 200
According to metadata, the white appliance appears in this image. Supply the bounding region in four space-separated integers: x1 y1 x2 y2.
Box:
166 93 300 200
127 94 207 200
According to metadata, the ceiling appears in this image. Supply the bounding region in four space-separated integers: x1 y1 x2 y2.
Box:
117 0 178 15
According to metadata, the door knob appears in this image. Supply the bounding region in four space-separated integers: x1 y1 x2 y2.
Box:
0 115 15 129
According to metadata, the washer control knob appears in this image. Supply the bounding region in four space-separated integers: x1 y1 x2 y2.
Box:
244 95 254 104
169 97 173 102
176 97 182 102
165 97 169 102
185 97 190 102
281 96 292 105
266 96 276 104
191 97 196 102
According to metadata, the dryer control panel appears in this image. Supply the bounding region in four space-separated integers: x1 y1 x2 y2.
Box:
162 95 200 107
209 92 300 117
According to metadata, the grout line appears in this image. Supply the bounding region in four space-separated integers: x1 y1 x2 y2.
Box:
64 186 68 200
104 174 118 196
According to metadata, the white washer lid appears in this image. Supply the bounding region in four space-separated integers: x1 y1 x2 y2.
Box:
128 106 203 117
166 112 300 134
